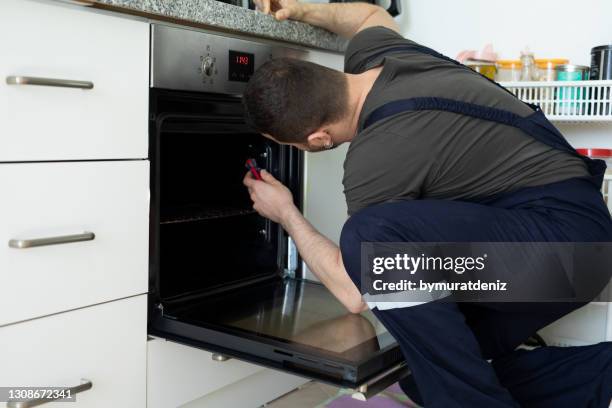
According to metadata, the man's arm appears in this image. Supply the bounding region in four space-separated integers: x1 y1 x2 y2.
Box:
256 0 399 38
281 205 367 314
244 170 367 314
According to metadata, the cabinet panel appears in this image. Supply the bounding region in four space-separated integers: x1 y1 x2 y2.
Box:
147 338 265 408
0 0 148 161
0 161 149 326
0 295 147 408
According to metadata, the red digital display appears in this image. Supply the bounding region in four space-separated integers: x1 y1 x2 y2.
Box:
235 55 250 65
229 50 254 82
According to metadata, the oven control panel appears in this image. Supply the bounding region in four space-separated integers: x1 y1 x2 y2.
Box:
151 24 309 95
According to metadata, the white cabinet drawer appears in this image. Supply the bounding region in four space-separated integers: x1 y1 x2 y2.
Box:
0 295 147 408
147 338 264 408
0 161 149 326
0 0 149 161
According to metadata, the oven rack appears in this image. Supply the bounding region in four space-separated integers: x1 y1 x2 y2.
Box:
161 206 257 225
500 80 612 123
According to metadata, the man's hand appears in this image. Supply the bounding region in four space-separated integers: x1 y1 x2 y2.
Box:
253 0 399 38
254 0 303 21
243 169 296 224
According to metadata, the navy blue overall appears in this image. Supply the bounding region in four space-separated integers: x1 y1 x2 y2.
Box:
339 44 612 408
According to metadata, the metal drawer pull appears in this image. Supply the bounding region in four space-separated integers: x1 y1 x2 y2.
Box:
211 353 231 362
9 232 95 249
6 76 94 90
7 379 92 408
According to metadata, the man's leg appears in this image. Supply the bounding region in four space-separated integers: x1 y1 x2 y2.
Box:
339 199 609 408
492 341 612 408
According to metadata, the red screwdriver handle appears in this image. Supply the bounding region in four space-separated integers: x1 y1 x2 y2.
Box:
245 158 263 181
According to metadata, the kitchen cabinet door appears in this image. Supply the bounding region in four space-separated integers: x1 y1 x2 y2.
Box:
0 295 147 408
0 161 149 326
0 0 148 161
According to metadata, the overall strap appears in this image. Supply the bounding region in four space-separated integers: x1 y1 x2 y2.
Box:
364 97 524 131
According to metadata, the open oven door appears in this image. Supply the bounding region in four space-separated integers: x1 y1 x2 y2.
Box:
149 278 408 399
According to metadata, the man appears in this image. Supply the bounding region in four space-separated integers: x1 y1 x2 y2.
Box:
242 1 612 407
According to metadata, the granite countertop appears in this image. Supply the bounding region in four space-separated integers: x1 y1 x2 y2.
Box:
82 0 346 52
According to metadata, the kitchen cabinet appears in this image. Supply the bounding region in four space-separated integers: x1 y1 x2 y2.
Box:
0 295 147 408
0 2 151 408
0 0 148 162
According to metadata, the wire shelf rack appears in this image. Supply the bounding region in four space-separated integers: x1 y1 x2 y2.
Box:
500 80 612 122
161 205 256 225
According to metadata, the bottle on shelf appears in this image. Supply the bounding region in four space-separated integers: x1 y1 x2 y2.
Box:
520 47 538 81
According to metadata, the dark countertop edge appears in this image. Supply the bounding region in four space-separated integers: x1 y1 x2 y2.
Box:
76 1 345 53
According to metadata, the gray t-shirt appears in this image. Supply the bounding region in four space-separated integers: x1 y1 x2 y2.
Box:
342 27 588 215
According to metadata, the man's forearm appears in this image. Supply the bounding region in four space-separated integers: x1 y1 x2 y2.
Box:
281 205 366 313
292 3 399 38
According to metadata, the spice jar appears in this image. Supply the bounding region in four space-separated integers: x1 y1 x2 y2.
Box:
465 59 497 80
555 65 590 115
536 58 569 81
520 49 538 81
495 60 522 82
590 44 612 80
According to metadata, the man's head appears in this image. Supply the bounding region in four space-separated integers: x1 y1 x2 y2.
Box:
243 58 349 151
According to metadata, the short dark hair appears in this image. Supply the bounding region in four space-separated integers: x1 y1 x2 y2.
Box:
242 58 348 143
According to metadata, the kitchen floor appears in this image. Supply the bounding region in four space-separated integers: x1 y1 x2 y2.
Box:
263 381 421 408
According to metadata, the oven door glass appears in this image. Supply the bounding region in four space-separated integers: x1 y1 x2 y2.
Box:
149 89 405 393
151 278 406 391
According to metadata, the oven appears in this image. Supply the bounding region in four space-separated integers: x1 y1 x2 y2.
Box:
148 24 407 398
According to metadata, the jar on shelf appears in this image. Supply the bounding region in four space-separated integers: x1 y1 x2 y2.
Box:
520 49 538 81
555 64 590 115
465 59 497 80
495 60 522 82
536 58 569 81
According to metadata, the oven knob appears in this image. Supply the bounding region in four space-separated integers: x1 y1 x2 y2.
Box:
201 55 215 77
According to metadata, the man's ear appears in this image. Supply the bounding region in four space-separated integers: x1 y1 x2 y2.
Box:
306 130 332 150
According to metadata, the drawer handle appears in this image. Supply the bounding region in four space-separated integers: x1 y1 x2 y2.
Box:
6 76 94 90
9 232 95 249
7 379 92 408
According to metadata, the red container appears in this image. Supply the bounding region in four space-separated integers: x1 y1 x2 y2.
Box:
576 148 612 167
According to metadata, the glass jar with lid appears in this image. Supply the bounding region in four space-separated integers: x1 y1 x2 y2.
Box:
536 58 569 81
495 60 522 82
465 59 497 80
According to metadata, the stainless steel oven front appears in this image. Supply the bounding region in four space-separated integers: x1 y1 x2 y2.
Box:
148 24 407 398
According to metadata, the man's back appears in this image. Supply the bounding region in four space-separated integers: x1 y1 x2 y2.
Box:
342 27 588 215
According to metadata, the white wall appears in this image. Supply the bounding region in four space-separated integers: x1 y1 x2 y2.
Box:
398 0 611 65
396 0 612 148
